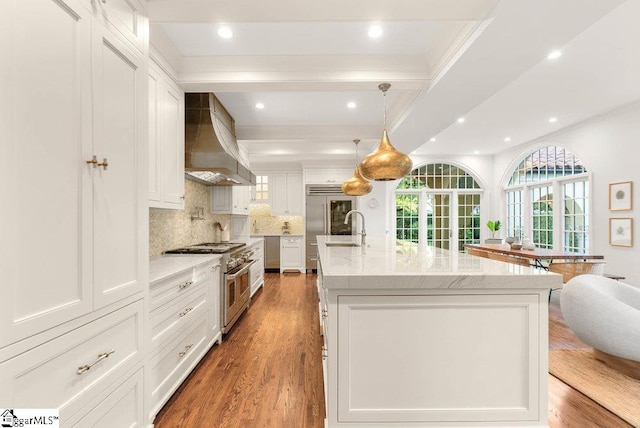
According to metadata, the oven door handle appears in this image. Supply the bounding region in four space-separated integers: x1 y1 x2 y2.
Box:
225 260 256 280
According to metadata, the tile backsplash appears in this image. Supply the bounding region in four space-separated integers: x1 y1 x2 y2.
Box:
250 204 303 235
149 180 231 257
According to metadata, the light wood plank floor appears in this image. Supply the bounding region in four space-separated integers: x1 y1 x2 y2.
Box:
155 274 630 428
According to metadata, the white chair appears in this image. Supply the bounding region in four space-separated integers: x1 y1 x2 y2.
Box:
560 274 640 379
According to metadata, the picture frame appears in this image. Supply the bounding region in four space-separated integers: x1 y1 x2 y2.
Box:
609 181 632 211
609 218 633 247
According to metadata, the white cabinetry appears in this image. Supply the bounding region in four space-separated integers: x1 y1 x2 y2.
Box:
90 0 148 54
249 240 265 296
147 257 222 423
149 61 184 209
271 173 303 215
1 0 147 424
210 186 251 215
1 0 146 346
305 169 352 185
280 236 304 273
0 300 144 424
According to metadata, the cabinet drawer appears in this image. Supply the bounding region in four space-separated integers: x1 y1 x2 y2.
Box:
281 236 302 244
150 283 208 349
0 300 143 421
149 311 210 415
71 368 143 428
150 264 211 311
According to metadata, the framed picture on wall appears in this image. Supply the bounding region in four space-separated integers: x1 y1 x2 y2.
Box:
609 181 632 211
609 218 633 247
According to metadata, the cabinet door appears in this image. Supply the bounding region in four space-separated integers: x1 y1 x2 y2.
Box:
232 186 250 215
281 238 303 270
161 81 185 206
285 173 303 215
211 186 232 213
271 173 288 214
92 25 146 308
148 67 162 204
93 0 148 54
0 0 93 346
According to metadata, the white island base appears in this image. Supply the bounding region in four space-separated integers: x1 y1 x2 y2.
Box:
317 237 560 427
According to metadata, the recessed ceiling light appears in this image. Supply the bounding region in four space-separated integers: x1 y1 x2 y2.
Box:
547 50 562 60
457 117 465 123
368 25 383 38
217 26 233 39
474 150 480 155
548 117 558 123
255 102 265 109
504 137 511 142
347 101 357 109
430 137 436 142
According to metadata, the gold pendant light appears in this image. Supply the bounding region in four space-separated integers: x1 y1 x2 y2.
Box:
342 139 372 196
359 83 413 181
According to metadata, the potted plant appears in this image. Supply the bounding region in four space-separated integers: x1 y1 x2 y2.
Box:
485 220 503 244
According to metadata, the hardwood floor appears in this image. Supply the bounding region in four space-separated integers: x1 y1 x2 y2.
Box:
155 274 630 428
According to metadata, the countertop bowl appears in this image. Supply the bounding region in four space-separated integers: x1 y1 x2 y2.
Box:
510 243 523 250
505 236 517 245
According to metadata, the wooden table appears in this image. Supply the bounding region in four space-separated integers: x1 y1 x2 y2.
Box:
465 243 604 269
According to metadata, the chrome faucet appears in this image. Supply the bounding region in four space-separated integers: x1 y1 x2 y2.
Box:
345 210 366 246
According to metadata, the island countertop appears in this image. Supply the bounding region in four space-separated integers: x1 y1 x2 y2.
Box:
317 235 561 290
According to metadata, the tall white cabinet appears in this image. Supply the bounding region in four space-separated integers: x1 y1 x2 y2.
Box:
0 0 148 424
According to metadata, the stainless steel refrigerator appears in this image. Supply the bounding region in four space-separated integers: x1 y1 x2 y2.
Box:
305 185 356 271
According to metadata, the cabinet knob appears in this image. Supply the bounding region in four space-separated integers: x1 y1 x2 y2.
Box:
86 155 98 167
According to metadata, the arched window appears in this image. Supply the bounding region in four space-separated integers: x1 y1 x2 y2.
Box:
504 146 590 252
396 163 482 251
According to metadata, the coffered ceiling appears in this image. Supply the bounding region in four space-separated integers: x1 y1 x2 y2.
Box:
148 0 640 165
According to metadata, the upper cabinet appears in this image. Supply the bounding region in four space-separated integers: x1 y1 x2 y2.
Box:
90 0 148 54
251 173 270 204
1 0 146 346
211 186 251 215
271 173 303 215
149 62 185 209
304 169 352 185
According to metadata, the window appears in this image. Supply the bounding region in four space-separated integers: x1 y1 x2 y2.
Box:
395 163 482 251
504 146 590 252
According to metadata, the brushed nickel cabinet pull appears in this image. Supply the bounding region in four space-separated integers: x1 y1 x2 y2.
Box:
86 155 98 167
77 349 115 375
97 158 108 170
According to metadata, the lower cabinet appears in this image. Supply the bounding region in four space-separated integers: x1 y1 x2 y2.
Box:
0 300 144 424
249 239 265 296
71 368 144 428
147 256 222 424
280 236 305 273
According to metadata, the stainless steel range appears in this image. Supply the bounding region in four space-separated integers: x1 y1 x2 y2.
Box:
165 242 256 334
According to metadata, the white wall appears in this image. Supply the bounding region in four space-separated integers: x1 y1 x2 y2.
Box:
494 102 640 284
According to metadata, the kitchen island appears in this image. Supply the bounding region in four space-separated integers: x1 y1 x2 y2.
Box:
317 236 561 428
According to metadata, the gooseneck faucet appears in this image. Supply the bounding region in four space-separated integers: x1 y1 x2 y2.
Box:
345 210 366 246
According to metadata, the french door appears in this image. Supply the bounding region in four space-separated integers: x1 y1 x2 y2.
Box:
396 191 482 252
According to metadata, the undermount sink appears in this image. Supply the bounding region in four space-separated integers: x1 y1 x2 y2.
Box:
325 242 359 247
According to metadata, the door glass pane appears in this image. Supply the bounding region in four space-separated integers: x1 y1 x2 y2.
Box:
396 194 419 243
531 186 553 249
426 194 450 250
563 180 589 252
506 190 523 238
458 194 481 250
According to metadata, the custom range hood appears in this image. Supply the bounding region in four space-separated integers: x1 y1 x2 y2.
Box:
185 93 256 186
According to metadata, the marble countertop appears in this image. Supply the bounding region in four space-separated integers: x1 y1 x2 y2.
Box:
150 254 222 284
317 236 562 290
250 233 303 237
